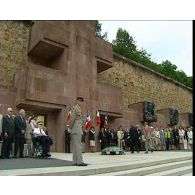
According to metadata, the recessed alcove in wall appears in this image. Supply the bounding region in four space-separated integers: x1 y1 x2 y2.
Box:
28 40 68 72
27 21 70 72
96 58 112 73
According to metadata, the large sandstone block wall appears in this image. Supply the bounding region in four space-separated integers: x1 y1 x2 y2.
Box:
0 21 30 86
97 54 192 114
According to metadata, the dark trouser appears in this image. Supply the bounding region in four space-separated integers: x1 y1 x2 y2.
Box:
141 140 145 151
14 136 25 157
65 140 70 153
106 139 110 147
100 140 106 150
138 139 141 151
35 136 52 154
1 136 13 158
131 139 140 153
166 138 170 150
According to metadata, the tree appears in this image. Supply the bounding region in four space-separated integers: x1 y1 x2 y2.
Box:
95 21 108 41
135 48 153 67
160 60 178 78
186 76 192 88
112 28 137 58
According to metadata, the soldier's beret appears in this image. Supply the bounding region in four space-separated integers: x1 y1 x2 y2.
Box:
77 96 84 101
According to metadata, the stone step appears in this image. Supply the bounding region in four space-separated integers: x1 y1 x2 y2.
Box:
146 165 192 176
182 172 192 176
91 160 192 176
29 156 192 176
163 167 192 176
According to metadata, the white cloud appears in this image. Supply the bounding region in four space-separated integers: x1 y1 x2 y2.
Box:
100 21 192 76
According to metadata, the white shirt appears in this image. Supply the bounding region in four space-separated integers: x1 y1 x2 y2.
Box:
33 128 47 137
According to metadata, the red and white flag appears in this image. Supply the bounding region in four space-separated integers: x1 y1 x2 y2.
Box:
96 110 100 127
104 113 108 129
66 105 71 122
85 111 92 129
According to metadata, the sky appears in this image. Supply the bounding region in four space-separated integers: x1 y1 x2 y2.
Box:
100 21 192 76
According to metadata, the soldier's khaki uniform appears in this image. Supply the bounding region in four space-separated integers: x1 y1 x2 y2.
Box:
69 104 84 164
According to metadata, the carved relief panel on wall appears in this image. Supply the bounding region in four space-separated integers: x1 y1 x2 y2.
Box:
143 101 157 123
169 108 179 125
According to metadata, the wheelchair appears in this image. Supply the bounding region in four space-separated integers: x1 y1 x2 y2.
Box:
31 132 50 158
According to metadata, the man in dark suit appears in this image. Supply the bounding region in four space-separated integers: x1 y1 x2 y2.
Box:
98 128 106 150
14 109 26 158
1 108 15 159
65 128 71 153
129 125 140 153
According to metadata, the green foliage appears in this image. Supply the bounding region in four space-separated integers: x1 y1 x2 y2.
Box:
112 28 192 88
95 21 108 41
112 28 137 57
186 76 192 88
160 60 178 78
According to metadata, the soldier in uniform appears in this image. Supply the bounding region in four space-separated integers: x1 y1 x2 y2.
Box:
69 97 87 166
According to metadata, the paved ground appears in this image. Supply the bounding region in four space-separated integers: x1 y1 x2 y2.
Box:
0 158 72 170
0 151 192 176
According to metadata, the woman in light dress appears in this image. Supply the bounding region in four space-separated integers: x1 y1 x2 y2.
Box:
187 127 193 150
154 127 161 150
27 114 38 156
178 126 185 150
89 126 96 152
29 114 38 130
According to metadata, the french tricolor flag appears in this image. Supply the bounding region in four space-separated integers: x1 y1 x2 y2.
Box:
85 111 92 129
104 113 108 129
66 105 71 122
96 110 100 127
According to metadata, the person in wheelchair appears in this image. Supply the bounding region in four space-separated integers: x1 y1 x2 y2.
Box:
32 122 53 157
